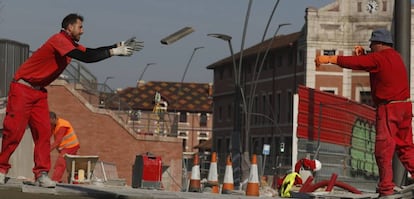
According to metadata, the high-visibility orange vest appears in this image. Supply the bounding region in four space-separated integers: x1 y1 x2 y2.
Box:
53 118 79 150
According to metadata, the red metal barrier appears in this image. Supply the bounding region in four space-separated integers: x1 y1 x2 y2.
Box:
298 173 362 194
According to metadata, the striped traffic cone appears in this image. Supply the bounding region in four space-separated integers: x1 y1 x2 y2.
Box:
206 152 219 193
189 153 201 192
221 154 234 194
245 154 260 196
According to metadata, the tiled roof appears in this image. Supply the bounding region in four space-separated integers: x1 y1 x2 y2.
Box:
206 31 302 69
114 81 213 113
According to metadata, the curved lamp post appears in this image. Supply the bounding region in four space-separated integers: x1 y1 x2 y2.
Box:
208 32 244 188
181 46 204 84
172 46 204 134
138 63 156 84
207 33 238 84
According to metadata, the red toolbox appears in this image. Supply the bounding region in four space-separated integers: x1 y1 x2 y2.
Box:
132 153 162 189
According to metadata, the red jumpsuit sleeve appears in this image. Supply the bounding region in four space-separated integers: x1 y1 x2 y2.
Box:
50 127 69 151
337 54 379 72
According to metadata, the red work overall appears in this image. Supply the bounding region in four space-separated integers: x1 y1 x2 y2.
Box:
0 82 51 178
375 101 414 195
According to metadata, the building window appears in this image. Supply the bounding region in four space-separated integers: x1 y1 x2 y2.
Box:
320 87 338 95
198 139 206 145
254 96 259 124
268 94 273 123
276 92 281 123
262 94 267 124
297 49 304 65
182 138 187 151
288 52 294 65
200 113 207 127
357 2 362 12
382 1 387 11
217 139 222 154
323 50 336 56
178 131 188 151
245 65 251 74
227 104 232 120
276 55 283 67
228 67 233 79
264 60 269 71
287 90 292 122
179 111 187 122
178 131 188 137
226 138 230 152
255 63 260 73
219 69 224 80
199 132 208 140
218 106 223 122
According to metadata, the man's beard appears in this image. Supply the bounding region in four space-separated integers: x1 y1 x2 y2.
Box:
73 36 80 42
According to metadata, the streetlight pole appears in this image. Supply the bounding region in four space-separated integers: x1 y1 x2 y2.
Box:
135 63 156 127
208 33 243 188
172 47 204 137
138 63 156 84
175 46 203 190
207 34 237 84
246 22 291 153
181 47 204 84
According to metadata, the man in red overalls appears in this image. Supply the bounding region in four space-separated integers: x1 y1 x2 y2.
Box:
315 29 414 198
0 13 143 188
49 112 80 183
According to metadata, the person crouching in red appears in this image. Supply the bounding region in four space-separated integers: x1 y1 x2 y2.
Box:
50 112 80 183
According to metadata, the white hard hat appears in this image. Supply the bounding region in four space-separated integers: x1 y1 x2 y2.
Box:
314 159 322 171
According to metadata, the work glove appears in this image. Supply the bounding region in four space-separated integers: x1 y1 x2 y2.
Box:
315 55 338 67
111 45 133 56
120 37 144 52
353 45 365 56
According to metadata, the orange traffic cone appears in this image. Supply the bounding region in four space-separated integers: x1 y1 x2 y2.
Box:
221 154 234 194
245 154 260 196
189 153 201 192
206 152 219 193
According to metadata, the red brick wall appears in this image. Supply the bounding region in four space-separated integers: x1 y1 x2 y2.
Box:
47 83 182 191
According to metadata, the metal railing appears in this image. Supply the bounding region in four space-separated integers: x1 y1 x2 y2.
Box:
61 61 136 129
62 60 98 92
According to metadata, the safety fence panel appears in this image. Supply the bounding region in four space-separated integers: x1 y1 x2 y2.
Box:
297 85 375 146
296 85 378 189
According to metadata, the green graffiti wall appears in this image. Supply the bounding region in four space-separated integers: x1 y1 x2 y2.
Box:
350 119 378 177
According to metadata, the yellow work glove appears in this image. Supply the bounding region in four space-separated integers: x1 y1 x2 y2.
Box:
353 45 365 56
280 172 301 198
315 55 338 67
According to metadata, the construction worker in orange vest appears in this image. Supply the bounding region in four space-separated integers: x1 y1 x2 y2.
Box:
49 112 80 182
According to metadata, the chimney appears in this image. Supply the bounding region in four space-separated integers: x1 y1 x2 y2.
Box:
208 83 213 99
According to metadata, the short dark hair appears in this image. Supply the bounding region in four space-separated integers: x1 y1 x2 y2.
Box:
61 13 84 29
49 111 57 120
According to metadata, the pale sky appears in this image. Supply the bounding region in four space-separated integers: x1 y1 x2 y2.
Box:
0 0 336 89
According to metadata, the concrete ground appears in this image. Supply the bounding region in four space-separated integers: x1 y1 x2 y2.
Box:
0 186 97 199
0 178 380 199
